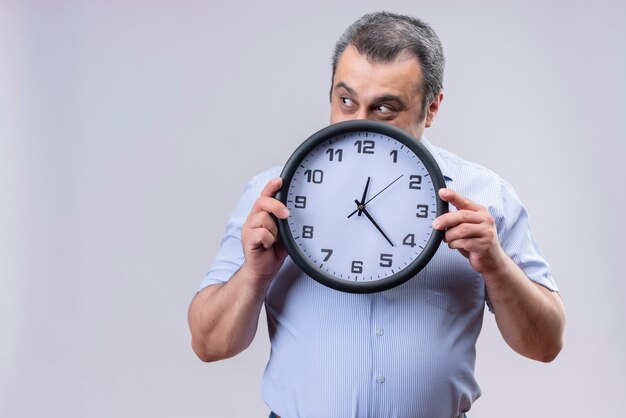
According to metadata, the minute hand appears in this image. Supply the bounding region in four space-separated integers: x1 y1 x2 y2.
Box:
356 200 394 247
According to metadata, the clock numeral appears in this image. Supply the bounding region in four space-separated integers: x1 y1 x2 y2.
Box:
294 195 306 209
302 225 314 239
416 204 429 218
403 233 417 248
379 253 393 268
390 149 398 163
325 148 343 162
303 169 323 184
351 260 363 274
321 248 333 262
354 140 375 154
409 175 422 190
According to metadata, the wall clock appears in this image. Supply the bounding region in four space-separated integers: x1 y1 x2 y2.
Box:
276 120 448 293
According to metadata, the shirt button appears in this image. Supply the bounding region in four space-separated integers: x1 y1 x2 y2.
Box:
376 328 384 336
376 375 385 384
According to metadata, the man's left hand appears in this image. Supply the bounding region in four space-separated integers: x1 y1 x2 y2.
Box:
432 188 507 276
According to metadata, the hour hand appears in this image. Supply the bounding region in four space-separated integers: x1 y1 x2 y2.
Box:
355 199 394 247
358 176 371 216
347 176 372 219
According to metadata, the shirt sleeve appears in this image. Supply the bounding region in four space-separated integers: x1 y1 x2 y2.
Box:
495 179 558 292
198 167 281 291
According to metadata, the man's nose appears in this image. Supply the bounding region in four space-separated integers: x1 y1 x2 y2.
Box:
353 108 370 121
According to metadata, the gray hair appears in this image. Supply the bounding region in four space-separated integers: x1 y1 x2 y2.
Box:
331 11 445 121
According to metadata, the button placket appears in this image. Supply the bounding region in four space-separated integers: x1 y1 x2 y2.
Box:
371 297 387 396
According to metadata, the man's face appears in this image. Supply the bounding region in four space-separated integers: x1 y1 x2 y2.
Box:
330 45 441 139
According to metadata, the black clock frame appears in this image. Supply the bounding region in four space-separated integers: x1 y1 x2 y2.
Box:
275 120 448 293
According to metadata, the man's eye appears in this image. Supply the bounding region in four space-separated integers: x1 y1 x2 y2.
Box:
376 104 394 114
341 97 355 107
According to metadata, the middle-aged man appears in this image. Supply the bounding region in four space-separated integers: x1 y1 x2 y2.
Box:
188 11 565 418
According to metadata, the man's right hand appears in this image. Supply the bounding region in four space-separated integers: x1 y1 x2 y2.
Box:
240 177 290 286
188 177 290 362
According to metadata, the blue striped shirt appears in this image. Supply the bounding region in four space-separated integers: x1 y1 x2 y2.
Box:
200 137 557 418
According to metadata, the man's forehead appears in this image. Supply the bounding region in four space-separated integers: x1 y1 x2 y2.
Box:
333 45 423 95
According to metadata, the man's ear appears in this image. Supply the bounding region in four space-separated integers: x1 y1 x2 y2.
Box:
424 91 444 128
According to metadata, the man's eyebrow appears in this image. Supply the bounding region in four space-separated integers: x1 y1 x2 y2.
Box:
334 81 408 108
374 94 406 105
333 81 356 96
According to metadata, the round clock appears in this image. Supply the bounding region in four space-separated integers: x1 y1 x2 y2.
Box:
275 120 448 293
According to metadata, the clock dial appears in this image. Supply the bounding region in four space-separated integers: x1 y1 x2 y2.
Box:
276 120 447 293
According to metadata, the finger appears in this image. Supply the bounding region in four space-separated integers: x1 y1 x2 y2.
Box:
250 195 289 219
446 237 496 258
446 238 473 257
246 211 279 239
438 188 482 212
244 227 278 251
250 178 289 218
433 209 484 230
444 222 492 243
275 240 288 260
261 177 283 198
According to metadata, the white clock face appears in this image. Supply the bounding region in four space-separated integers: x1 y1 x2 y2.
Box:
278 121 446 293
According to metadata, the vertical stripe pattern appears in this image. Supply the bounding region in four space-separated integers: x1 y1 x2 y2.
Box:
200 137 557 417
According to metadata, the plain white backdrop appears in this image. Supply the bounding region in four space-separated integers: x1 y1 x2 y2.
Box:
1 0 624 417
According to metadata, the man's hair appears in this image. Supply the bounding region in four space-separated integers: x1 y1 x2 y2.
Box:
331 11 445 121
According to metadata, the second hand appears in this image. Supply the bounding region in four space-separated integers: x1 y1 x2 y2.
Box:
347 174 404 218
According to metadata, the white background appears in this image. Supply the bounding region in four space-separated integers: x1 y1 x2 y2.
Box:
1 0 624 417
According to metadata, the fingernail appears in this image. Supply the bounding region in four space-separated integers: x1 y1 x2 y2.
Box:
432 219 440 229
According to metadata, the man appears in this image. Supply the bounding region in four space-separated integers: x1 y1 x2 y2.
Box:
188 11 565 417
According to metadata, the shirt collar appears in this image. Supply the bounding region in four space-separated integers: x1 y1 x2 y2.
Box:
419 136 454 183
